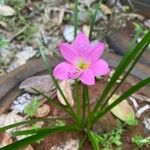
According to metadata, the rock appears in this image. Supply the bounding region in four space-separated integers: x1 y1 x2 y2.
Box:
143 117 150 133
7 46 37 72
100 4 112 16
129 97 139 110
63 25 76 42
0 133 13 148
144 19 150 28
19 75 55 94
0 5 15 16
11 93 31 113
57 80 74 106
106 29 150 66
35 104 50 118
0 111 25 133
108 94 135 125
120 0 150 17
136 105 150 118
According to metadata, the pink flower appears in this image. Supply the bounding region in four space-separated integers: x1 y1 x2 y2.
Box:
53 32 110 85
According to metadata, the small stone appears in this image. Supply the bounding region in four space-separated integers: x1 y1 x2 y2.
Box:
136 105 150 118
63 25 77 42
144 19 150 28
11 93 31 113
143 117 150 132
19 75 56 97
7 46 36 72
35 104 50 118
0 5 15 16
100 4 112 16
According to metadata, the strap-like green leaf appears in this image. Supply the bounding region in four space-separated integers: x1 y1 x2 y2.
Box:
0 119 42 133
88 131 100 150
93 77 150 123
0 125 80 150
92 31 150 115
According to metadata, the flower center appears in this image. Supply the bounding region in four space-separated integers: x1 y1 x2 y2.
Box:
79 62 88 69
76 59 90 70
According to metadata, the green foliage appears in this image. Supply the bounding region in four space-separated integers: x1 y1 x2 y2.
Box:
125 113 138 126
24 98 40 117
89 121 123 150
131 135 150 148
55 120 66 127
0 35 9 49
16 24 38 42
3 0 26 12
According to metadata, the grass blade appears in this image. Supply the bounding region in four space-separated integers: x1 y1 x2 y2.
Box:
88 131 100 150
92 31 150 113
73 0 78 37
0 125 80 150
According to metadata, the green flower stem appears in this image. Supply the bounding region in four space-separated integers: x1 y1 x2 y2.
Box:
39 46 81 125
89 5 99 40
82 85 90 128
75 79 81 116
74 0 78 37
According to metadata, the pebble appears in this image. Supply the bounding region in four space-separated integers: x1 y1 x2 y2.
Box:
144 19 150 28
143 117 150 133
129 97 139 110
7 46 37 72
136 105 150 118
11 93 31 113
63 25 77 43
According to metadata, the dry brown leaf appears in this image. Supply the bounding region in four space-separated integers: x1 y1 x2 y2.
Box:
57 80 74 106
100 4 112 15
108 94 135 123
19 75 55 94
0 5 15 16
0 133 13 148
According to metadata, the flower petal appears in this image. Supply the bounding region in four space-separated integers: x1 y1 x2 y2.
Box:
88 42 105 63
90 59 110 76
80 69 95 85
72 32 90 58
53 62 75 80
59 43 78 64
